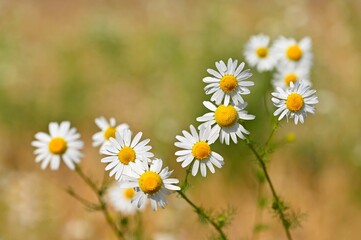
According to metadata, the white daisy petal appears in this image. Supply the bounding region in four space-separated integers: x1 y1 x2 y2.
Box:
192 160 200 176
131 132 143 148
200 162 207 177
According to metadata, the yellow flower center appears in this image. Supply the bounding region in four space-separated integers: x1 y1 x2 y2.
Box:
123 188 135 200
286 93 304 112
138 171 163 195
118 147 136 165
48 137 67 155
286 45 302 61
104 127 116 140
256 46 268 58
284 73 298 86
192 141 211 160
215 105 238 127
219 74 238 93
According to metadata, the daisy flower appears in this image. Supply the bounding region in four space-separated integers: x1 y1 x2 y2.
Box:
101 129 154 180
272 64 311 89
271 36 313 69
244 34 277 72
272 81 318 124
203 58 254 106
92 116 129 151
197 101 255 145
107 184 146 215
120 158 180 211
175 125 223 177
31 121 84 170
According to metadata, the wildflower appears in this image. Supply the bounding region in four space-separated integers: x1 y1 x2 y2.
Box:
272 81 318 124
244 34 277 72
31 121 83 170
107 184 146 214
120 158 180 211
197 101 255 145
272 36 313 69
272 64 311 89
175 125 223 177
101 129 154 180
92 116 129 151
203 58 254 106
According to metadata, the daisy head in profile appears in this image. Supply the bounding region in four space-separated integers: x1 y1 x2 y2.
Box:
175 125 224 177
120 158 180 211
32 121 84 170
272 64 311 90
272 36 313 69
244 34 277 72
92 116 129 151
101 129 154 180
197 101 255 145
272 81 318 124
203 58 254 106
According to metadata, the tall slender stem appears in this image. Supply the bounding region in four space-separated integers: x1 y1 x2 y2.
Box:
177 190 227 240
264 122 280 149
246 140 293 240
251 121 280 239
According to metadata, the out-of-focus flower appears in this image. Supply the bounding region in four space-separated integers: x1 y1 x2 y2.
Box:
101 129 154 180
203 58 254 106
175 125 223 177
92 116 129 151
197 101 255 145
244 34 277 72
272 81 318 124
63 219 93 240
272 64 311 89
31 121 83 170
272 36 313 69
107 184 146 214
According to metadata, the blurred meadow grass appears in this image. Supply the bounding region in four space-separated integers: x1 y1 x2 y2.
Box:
0 0 361 239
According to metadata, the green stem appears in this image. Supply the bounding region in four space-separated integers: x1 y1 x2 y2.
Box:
264 121 280 149
66 187 99 210
245 140 293 240
177 190 227 240
73 165 125 240
251 121 280 240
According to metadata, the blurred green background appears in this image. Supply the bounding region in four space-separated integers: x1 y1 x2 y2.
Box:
0 0 361 239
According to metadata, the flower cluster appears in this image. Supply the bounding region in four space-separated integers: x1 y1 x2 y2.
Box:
173 34 319 180
31 34 319 219
96 118 181 211
175 58 256 177
32 117 181 213
244 34 318 124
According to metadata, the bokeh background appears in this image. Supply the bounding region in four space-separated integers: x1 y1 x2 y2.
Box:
0 0 361 239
